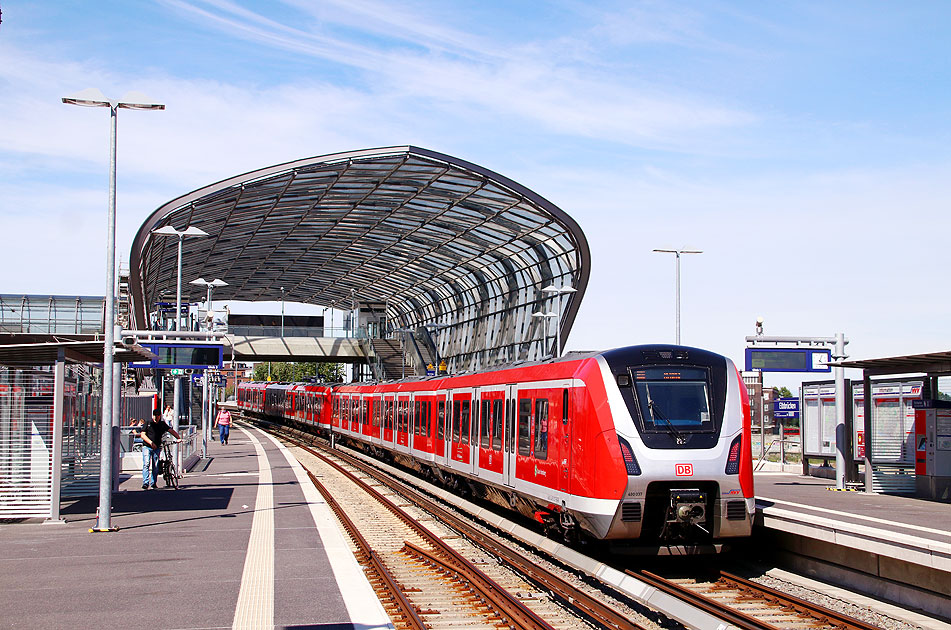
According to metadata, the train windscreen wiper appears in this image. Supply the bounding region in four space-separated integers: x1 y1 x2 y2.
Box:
645 384 686 444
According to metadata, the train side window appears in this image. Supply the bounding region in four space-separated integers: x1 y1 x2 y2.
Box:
480 399 491 448
517 398 532 456
386 400 393 430
507 398 515 453
492 399 503 451
461 400 470 445
534 398 549 460
452 400 461 442
562 389 569 425
426 401 433 437
437 401 446 440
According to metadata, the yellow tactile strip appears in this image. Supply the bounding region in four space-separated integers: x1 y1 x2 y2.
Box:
232 428 274 630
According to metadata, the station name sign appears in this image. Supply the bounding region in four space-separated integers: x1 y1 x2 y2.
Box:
772 397 800 418
130 343 223 370
744 348 831 373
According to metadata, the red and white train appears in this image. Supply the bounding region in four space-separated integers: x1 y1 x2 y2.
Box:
237 344 754 546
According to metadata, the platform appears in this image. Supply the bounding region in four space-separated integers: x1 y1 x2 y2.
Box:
753 470 951 620
0 423 392 630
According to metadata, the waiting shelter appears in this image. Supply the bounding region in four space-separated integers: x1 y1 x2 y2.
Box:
0 341 155 519
835 350 951 501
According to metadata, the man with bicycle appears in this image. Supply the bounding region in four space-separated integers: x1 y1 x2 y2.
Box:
140 408 181 490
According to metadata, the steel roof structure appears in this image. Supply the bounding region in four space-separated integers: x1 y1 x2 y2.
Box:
130 146 590 372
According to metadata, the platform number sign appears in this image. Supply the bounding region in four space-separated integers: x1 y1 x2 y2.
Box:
675 463 694 477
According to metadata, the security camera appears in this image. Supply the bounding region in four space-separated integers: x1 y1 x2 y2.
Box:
756 316 764 325
754 317 764 336
121 335 137 347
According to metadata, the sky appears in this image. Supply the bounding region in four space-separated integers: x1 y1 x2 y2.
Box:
1 1 949 390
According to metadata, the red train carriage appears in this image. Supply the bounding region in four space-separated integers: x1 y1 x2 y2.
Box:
238 344 753 546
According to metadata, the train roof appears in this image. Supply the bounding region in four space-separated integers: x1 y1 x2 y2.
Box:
238 344 730 391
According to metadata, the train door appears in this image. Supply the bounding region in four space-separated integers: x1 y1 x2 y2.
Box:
559 388 571 493
503 384 517 487
435 394 448 466
361 395 370 438
371 394 382 443
477 388 505 477
450 389 473 470
396 394 411 452
382 394 394 445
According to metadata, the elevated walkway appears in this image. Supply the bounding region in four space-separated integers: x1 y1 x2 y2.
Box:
229 335 366 363
0 422 391 629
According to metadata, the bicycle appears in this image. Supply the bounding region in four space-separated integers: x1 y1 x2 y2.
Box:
158 437 181 489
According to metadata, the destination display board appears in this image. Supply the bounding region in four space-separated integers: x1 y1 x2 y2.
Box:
130 343 223 370
745 348 831 373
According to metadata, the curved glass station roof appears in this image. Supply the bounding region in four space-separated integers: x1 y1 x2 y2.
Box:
130 146 590 372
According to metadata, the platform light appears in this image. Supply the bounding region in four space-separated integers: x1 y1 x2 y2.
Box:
62 88 164 533
652 248 702 345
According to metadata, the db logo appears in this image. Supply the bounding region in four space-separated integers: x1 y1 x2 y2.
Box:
675 463 693 477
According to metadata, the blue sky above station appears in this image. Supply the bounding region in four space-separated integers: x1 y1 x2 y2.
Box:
1 1 950 388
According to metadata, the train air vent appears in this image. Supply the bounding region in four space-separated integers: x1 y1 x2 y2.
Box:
621 502 642 522
726 500 747 520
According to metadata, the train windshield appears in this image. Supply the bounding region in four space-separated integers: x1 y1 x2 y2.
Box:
632 367 713 435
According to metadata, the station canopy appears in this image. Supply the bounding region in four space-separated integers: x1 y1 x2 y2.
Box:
130 146 590 371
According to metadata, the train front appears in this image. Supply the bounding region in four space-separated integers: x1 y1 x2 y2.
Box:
595 345 754 546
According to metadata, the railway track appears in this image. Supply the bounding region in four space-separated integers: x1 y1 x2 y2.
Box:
632 569 886 630
281 426 647 629
251 418 891 630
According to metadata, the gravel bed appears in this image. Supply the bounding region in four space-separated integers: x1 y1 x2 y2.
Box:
752 573 927 630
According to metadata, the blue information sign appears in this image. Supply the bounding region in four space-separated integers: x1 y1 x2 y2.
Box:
744 347 831 373
129 343 223 370
773 397 800 418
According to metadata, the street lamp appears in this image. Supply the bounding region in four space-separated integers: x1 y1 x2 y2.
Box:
62 88 163 533
280 286 285 337
190 278 228 330
151 225 208 471
652 248 702 345
190 278 227 459
152 225 209 332
532 311 558 358
540 283 576 358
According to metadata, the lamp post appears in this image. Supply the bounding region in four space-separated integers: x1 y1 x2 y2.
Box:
190 277 227 458
531 311 557 358
190 278 228 326
280 286 286 337
63 88 163 532
151 225 208 470
652 248 702 345
540 283 576 358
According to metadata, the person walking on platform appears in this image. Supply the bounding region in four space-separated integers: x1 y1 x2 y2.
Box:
141 408 180 489
214 405 232 445
162 404 175 425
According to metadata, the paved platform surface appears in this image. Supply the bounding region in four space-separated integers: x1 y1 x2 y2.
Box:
0 423 391 630
755 471 951 546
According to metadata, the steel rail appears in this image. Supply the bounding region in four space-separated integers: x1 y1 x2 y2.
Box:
718 571 883 630
302 438 555 630
631 570 780 630
302 435 648 630
402 541 552 630
305 470 426 630
253 419 650 630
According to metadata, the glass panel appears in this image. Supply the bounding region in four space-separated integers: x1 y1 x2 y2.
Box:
534 399 548 460
631 367 712 433
518 398 532 456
